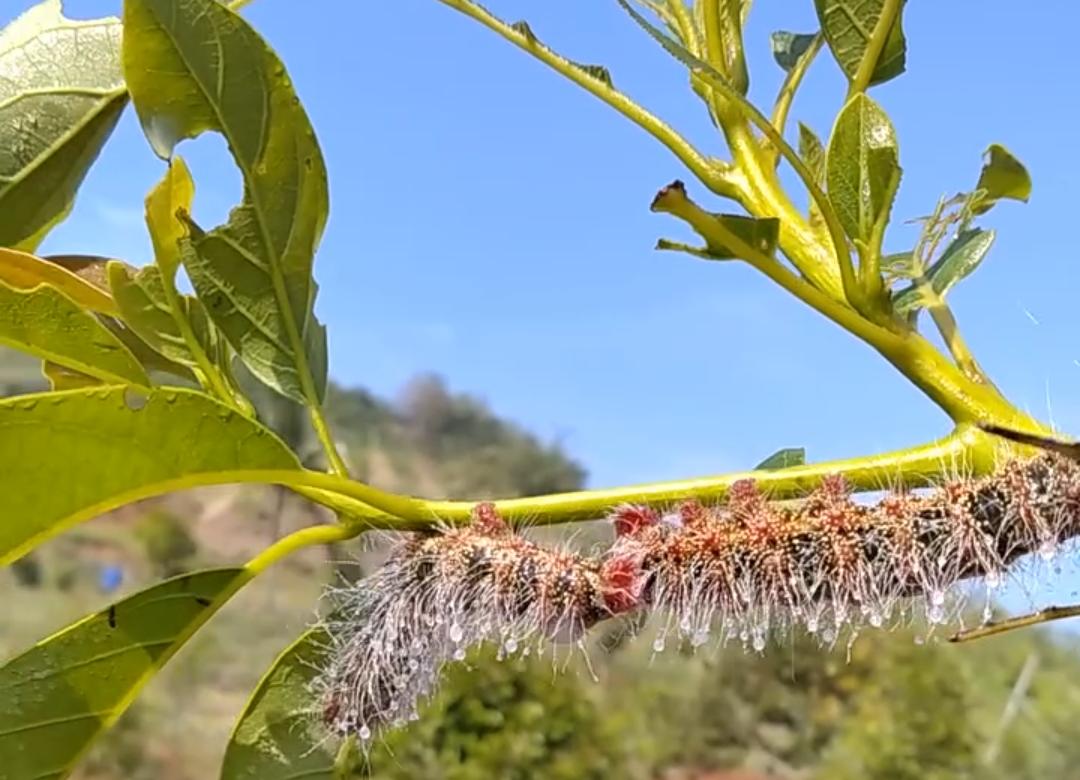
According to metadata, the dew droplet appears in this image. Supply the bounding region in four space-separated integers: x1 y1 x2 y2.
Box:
358 725 372 741
452 647 466 661
869 611 883 628
652 636 666 653
123 387 148 411
930 590 946 607
752 633 766 652
449 622 464 643
504 637 518 654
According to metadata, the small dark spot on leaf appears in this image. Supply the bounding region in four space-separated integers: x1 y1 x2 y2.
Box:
194 596 212 607
107 605 117 629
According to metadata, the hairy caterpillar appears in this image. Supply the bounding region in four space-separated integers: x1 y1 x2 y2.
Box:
315 427 1080 742
315 504 629 740
607 448 1080 651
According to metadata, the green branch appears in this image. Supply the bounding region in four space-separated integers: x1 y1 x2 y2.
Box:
770 33 824 139
434 0 738 199
291 427 991 529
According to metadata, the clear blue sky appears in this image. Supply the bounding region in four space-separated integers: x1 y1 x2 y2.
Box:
22 1 1080 491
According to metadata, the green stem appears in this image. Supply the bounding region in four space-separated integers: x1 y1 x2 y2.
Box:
434 0 738 199
244 522 361 576
847 0 904 97
927 303 991 385
650 183 1031 427
158 270 237 408
613 0 856 303
770 33 824 139
290 427 990 528
309 404 350 477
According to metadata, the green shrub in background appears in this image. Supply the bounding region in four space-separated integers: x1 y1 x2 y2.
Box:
135 509 199 578
367 647 629 780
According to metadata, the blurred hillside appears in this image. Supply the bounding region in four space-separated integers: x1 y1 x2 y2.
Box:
4 346 1080 779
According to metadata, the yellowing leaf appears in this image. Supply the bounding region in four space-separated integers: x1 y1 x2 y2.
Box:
0 248 116 315
0 386 299 563
42 361 101 391
146 157 195 279
0 0 127 250
0 281 148 387
0 568 248 780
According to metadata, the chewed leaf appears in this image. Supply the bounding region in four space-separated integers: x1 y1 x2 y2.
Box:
221 628 340 780
0 281 148 387
974 144 1031 214
0 0 127 250
0 386 299 563
0 568 247 780
123 0 329 404
755 447 807 470
814 0 906 87
0 248 116 315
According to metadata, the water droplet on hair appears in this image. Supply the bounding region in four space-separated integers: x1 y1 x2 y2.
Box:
449 622 463 643
453 647 467 661
806 617 819 634
652 636 666 653
504 637 518 654
751 633 766 652
358 725 372 741
930 590 945 607
868 611 883 628
927 603 945 624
